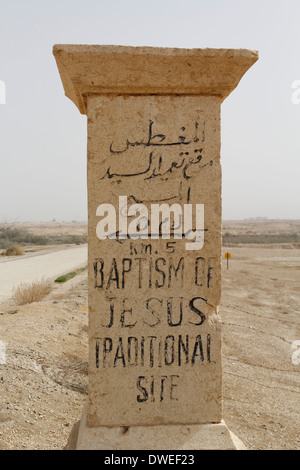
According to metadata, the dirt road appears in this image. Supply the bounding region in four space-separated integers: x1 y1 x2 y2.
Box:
0 245 87 302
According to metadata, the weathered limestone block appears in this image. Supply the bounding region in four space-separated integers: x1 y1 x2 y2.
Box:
54 45 258 448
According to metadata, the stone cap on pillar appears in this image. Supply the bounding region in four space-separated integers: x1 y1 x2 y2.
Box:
53 44 258 114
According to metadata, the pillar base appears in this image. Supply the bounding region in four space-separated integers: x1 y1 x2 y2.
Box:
65 404 246 450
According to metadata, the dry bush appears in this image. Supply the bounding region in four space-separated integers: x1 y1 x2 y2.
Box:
4 244 24 256
13 278 53 305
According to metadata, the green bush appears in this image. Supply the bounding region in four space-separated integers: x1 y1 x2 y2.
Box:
0 224 86 249
222 233 300 244
55 272 76 283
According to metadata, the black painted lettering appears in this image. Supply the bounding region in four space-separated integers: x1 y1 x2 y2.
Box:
178 334 189 366
113 337 126 367
144 298 161 327
136 375 180 404
94 259 104 288
135 257 145 289
95 340 99 368
155 258 166 288
130 242 138 256
149 259 153 288
149 336 157 367
192 335 204 364
150 375 155 402
101 297 115 328
106 258 119 289
127 337 138 366
137 376 148 402
160 375 168 402
164 335 175 366
207 333 211 362
140 336 145 367
207 257 215 288
158 339 163 368
195 257 205 286
167 297 183 327
121 258 132 288
170 375 180 400
120 299 137 328
103 337 112 368
189 297 206 325
168 257 184 287
166 241 176 253
142 243 152 255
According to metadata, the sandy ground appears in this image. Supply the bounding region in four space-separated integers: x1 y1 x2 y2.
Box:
0 244 299 450
12 221 87 237
222 218 300 236
221 246 300 450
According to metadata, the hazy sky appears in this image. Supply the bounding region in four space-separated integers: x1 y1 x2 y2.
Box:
1 0 300 221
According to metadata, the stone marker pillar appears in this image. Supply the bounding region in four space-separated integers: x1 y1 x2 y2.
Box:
53 45 258 450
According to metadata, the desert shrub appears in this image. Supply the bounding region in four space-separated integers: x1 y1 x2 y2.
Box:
13 279 53 305
0 225 48 248
222 233 300 244
49 234 87 245
4 244 24 256
0 224 87 249
55 272 76 283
